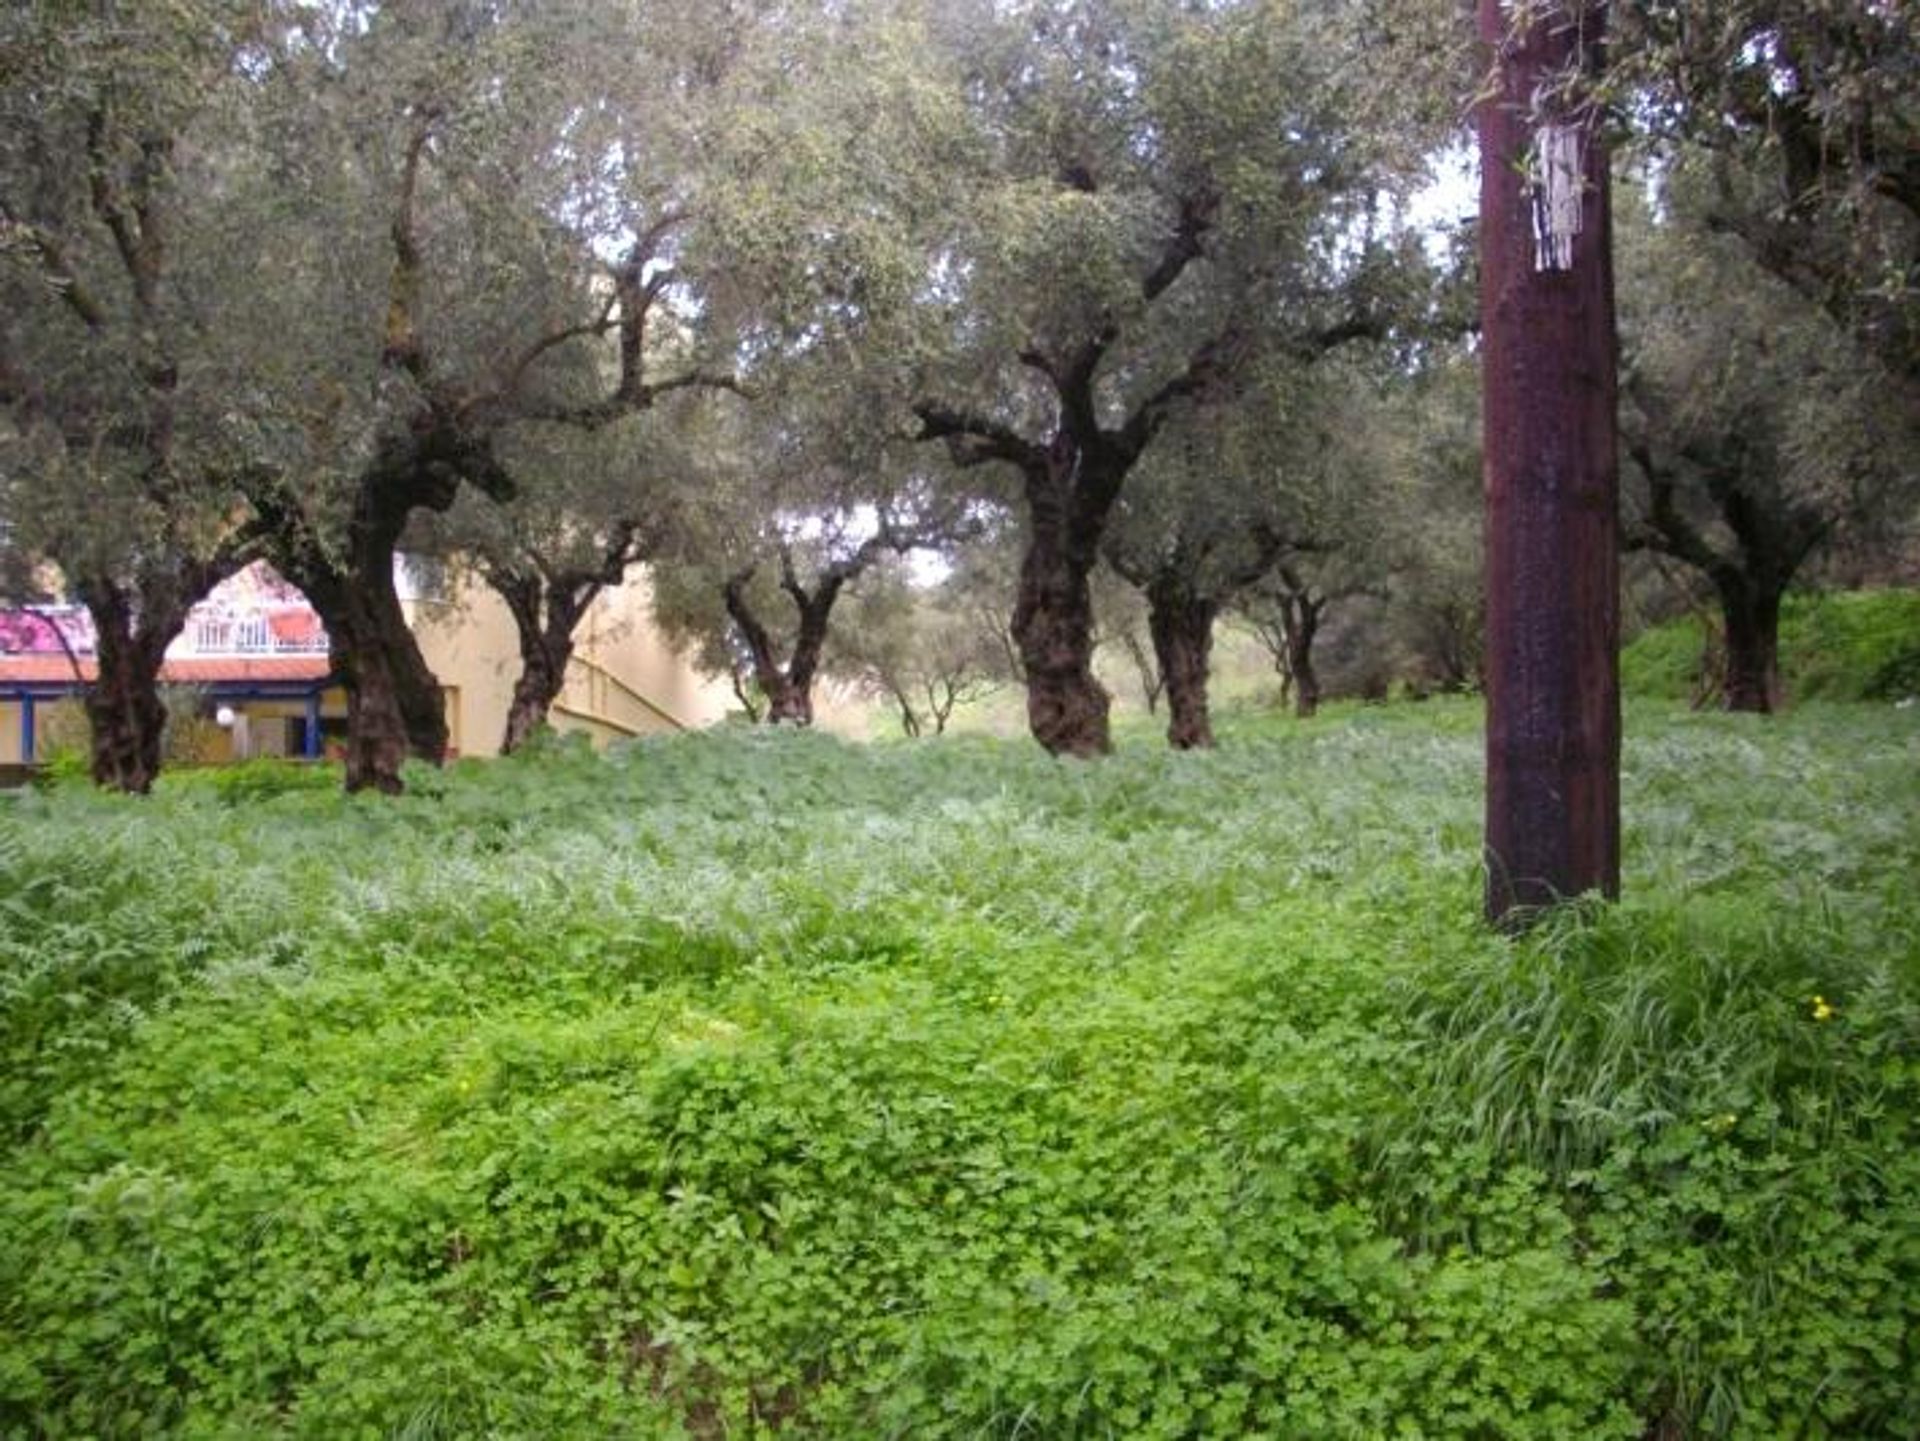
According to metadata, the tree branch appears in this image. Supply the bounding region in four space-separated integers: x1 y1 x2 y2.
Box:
476 287 621 417
1114 325 1246 465
0 208 109 332
1280 313 1389 364
381 108 438 383
1142 186 1220 302
775 541 812 611
518 368 746 430
912 402 1046 471
85 107 146 298
23 604 89 683
722 565 780 682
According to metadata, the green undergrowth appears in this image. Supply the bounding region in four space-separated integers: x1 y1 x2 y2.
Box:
1623 587 1920 703
2 702 1916 1437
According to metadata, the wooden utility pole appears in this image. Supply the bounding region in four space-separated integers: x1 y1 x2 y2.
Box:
1478 0 1621 923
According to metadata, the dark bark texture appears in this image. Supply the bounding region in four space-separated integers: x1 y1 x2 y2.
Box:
1624 395 1828 718
235 113 713 792
488 528 640 753
1114 524 1295 748
719 522 933 731
76 578 179 795
3 116 254 793
1717 576 1782 714
1145 578 1216 750
263 434 482 793
1013 447 1117 756
722 549 850 731
1479 0 1623 921
913 186 1247 758
502 652 564 754
1280 588 1324 720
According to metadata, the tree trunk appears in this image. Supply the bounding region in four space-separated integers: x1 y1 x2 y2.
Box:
1479 0 1622 923
497 580 585 755
1120 628 1163 714
337 640 409 795
266 448 459 793
75 577 190 795
302 566 445 794
723 551 871 732
1285 599 1322 720
763 675 814 726
85 627 170 795
770 586 839 728
1012 472 1112 758
502 653 565 753
1717 576 1782 713
886 682 924 739
1013 542 1109 755
1146 579 1217 750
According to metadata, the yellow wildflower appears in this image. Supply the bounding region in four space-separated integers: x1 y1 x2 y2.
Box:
1810 995 1836 1022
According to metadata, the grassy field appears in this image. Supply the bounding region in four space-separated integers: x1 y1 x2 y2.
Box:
2 699 1917 1437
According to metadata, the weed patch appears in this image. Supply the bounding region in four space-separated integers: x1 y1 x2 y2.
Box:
2 701 1916 1435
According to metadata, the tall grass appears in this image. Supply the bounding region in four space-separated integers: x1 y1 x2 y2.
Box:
1 699 1915 1436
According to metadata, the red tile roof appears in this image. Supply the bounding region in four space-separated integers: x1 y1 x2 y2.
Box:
0 656 331 686
267 610 325 645
161 658 332 684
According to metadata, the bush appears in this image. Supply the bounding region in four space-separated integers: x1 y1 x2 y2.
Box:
167 756 340 805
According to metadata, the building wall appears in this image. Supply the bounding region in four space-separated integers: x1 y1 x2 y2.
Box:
215 694 349 762
571 572 734 732
1 694 350 766
0 697 87 763
405 567 729 757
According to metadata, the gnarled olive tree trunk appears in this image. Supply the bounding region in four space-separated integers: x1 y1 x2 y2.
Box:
723 565 838 728
267 441 468 794
496 570 577 755
913 188 1237 761
1144 577 1217 749
1626 413 1828 720
720 532 910 732
74 562 236 795
305 572 443 794
79 592 175 794
502 650 566 754
1012 457 1115 756
1715 573 1784 714
1278 585 1326 720
483 527 645 754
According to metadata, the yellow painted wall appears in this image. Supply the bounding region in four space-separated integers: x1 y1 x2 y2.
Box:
0 698 87 762
405 566 730 757
406 579 509 756
571 574 735 733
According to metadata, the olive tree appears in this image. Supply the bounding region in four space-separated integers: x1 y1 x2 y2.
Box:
711 0 1440 757
1618 165 1918 711
0 3 289 791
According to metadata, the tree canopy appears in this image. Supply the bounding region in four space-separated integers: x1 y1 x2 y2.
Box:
1 0 1914 794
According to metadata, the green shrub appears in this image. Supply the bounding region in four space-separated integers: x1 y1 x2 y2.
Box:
1790 589 1920 700
167 756 341 805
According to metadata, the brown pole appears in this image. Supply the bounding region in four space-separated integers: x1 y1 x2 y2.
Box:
1478 0 1621 924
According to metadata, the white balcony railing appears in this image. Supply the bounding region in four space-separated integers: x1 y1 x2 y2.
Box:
177 610 329 658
